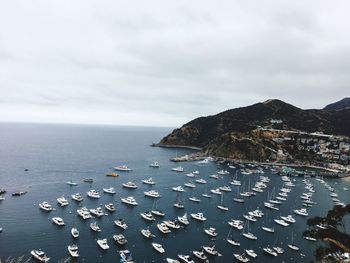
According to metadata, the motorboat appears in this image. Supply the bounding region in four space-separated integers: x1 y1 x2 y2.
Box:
209 174 219 179
174 202 185 209
113 234 128 245
248 210 264 218
273 247 284 254
152 243 165 253
204 227 218 237
164 220 181 229
149 161 160 168
193 250 207 260
144 190 161 198
87 189 100 199
166 259 180 263
172 186 186 192
71 193 83 202
172 166 184 172
71 228 79 238
233 253 250 262
288 244 300 251
264 202 279 210
83 178 93 183
114 165 132 171
157 223 171 234
219 186 232 192
12 191 27 196
304 236 316 241
280 215 296 223
228 220 244 230
97 238 109 250
103 187 116 194
178 213 189 225
190 213 206 221
263 247 277 256
122 181 138 189
114 219 128 229
242 232 257 240
210 188 222 195
140 212 156 221
189 197 201 202
293 208 309 216
90 207 104 217
67 244 79 258
184 182 196 188
77 207 92 219
57 196 69 206
274 219 290 227
262 226 274 233
151 209 165 217
90 222 101 232
142 177 156 185
119 250 133 262
217 169 229 175
121 196 138 206
106 172 119 177
192 170 200 175
195 179 207 184
141 228 156 238
234 198 244 203
30 250 50 262
105 203 116 212
66 180 78 186
186 172 195 177
245 249 257 258
243 215 257 222
230 180 241 186
227 238 240 246
202 245 220 256
201 193 212 198
178 254 195 263
52 217 64 226
39 202 54 212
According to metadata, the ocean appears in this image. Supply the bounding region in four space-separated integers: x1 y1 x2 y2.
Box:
0 122 349 262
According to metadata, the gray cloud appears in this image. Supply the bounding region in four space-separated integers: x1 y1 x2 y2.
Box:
0 0 349 126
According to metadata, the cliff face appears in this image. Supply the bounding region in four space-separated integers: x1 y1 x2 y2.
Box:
158 99 350 161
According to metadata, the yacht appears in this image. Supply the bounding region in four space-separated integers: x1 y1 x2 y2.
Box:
142 177 156 185
163 220 181 229
274 219 290 227
39 202 54 212
90 207 104 217
178 254 195 263
228 219 244 230
189 196 201 202
140 212 156 221
219 186 232 192
233 253 250 262
30 250 50 262
234 197 245 203
90 222 101 232
184 182 196 188
217 170 229 175
193 250 207 260
166 259 179 263
190 212 207 221
230 180 241 186
151 209 165 217
288 244 300 251
71 228 79 238
71 193 83 202
263 247 277 257
113 234 128 245
0 196 4 201
141 228 156 238
248 210 264 218
114 165 132 171
77 207 92 219
273 247 284 254
245 249 257 258
152 243 165 253
195 179 207 184
149 161 160 168
262 226 274 233
304 236 316 241
204 227 218 237
114 219 128 229
87 189 100 199
52 217 65 226
264 202 279 210
174 202 185 209
178 213 189 225
294 208 309 216
202 245 220 256
209 174 219 179
67 244 79 258
243 215 257 222
66 180 78 186
227 238 240 246
121 196 138 206
281 215 296 223
192 170 200 175
57 196 69 206
106 172 119 177
201 193 212 198
119 250 134 263
172 186 186 192
242 232 257 240
172 166 184 172
144 190 161 198
210 188 222 195
97 238 109 250
105 203 116 212
122 181 138 189
103 187 116 194
157 223 171 234
83 178 93 183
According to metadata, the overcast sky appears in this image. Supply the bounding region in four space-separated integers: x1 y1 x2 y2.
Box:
0 1 349 127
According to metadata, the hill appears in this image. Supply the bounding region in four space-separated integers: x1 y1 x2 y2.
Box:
324 97 350 110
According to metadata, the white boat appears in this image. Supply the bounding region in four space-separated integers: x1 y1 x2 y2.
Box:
201 193 212 198
217 169 229 175
304 236 316 241
71 193 83 202
219 186 232 192
157 223 171 234
202 245 220 256
122 181 138 189
119 250 133 262
77 207 92 219
90 222 101 232
192 170 200 175
39 202 54 212
87 189 100 199
103 187 116 194
245 249 257 258
141 228 156 238
189 196 201 202
149 161 160 168
230 180 241 186
52 217 64 226
121 196 138 206
105 203 116 212
67 244 79 258
30 250 50 262
288 244 300 251
244 215 257 222
217 193 229 211
172 186 186 192
172 166 184 172
242 232 257 240
152 243 165 253
114 165 132 171
142 177 156 185
140 212 156 221
71 227 79 238
248 210 264 218
97 238 109 250
264 202 279 210
209 174 219 179
178 213 189 225
233 197 244 203
262 226 274 233
263 247 277 256
114 219 128 229
293 208 309 216
193 250 207 260
190 212 206 221
151 209 165 217
274 219 289 227
144 190 161 198
195 179 207 184
204 227 218 237
227 238 240 246
178 254 195 263
164 220 181 229
166 258 180 263
57 196 69 206
280 215 296 223
273 246 284 254
174 201 184 209
90 207 104 217
233 253 250 262
210 188 222 195
184 182 196 188
66 180 78 186
113 234 128 245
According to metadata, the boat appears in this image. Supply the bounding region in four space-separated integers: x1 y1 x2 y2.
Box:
202 245 220 256
57 196 69 206
113 234 128 245
114 165 132 171
280 215 296 223
103 187 116 194
152 242 165 253
273 247 284 254
142 177 156 185
71 193 83 202
97 238 109 250
304 236 316 241
178 213 189 225
0 196 4 201
30 250 50 262
119 250 134 263
151 209 165 217
204 227 218 237
189 196 201 202
157 223 171 234
209 174 219 179
233 253 250 262
166 259 180 263
293 208 309 216
164 220 181 229
141 228 156 238
202 193 212 198
66 180 78 186
288 232 300 251
274 219 289 227
39 202 54 212
114 219 128 229
149 161 160 168
244 215 257 222
12 191 27 196
219 186 232 192
77 207 92 219
0 189 6 195
67 244 79 258
242 222 257 240
172 186 186 192
217 193 229 211
122 181 138 189
190 212 206 221
172 166 184 172
230 180 242 186
83 178 93 183
87 189 100 199
106 172 119 177
245 249 257 258
89 207 104 217
228 219 244 230
263 247 277 256
193 250 207 260
178 254 195 263
210 188 222 195
184 182 196 188
195 179 207 184
121 196 138 206
140 211 156 221
234 197 245 203
262 226 274 233
217 169 229 175
52 217 64 226
71 228 79 238
105 203 116 212
90 222 101 232
144 190 161 198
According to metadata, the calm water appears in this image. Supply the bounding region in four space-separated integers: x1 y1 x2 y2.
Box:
0 123 349 262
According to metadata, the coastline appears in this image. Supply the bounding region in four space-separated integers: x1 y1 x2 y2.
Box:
154 143 202 151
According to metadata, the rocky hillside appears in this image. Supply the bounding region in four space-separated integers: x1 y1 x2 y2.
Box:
324 97 350 110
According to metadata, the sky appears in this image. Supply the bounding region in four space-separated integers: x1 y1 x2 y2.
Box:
0 1 349 127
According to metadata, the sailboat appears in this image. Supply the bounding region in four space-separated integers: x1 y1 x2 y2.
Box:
242 221 257 240
217 193 228 211
201 185 212 198
173 193 184 209
226 226 240 246
233 186 244 203
151 200 165 217
288 232 299 251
